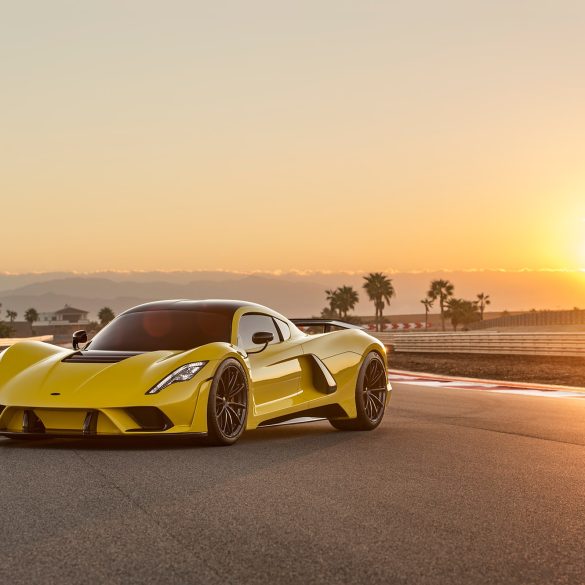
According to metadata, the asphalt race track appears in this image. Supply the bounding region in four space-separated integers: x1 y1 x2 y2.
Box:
1 381 584 585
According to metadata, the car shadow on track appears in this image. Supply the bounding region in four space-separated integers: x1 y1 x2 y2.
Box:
0 423 397 509
0 420 368 452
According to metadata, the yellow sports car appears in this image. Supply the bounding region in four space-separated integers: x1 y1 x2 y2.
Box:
0 300 391 445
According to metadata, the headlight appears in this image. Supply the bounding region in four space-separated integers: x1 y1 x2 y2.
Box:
146 361 208 395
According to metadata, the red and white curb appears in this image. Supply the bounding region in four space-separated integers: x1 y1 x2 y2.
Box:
388 371 585 399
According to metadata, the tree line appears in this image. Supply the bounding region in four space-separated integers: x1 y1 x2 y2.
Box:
424 281 491 330
0 282 492 338
0 303 116 338
322 275 491 332
322 272 396 331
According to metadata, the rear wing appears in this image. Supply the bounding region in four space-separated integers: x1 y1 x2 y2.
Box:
292 319 394 353
290 319 365 333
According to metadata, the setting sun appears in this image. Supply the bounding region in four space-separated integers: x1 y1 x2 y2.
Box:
2 3 585 274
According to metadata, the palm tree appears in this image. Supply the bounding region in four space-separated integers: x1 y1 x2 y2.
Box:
98 307 115 327
445 298 480 331
325 289 341 318
476 292 491 320
427 279 454 331
420 298 433 329
24 308 39 334
336 286 359 320
363 272 395 332
6 309 17 323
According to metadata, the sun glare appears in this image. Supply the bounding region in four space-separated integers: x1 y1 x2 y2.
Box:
581 219 585 268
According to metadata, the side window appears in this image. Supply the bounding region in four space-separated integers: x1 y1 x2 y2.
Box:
275 318 291 341
237 314 280 350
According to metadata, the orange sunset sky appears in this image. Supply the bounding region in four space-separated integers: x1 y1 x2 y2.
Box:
1 1 585 274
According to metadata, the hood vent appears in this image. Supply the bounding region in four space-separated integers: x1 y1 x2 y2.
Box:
62 351 144 364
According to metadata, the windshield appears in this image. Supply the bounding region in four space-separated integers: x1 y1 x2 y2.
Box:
89 310 232 351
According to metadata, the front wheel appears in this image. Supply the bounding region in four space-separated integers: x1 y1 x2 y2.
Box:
206 358 249 446
329 352 387 431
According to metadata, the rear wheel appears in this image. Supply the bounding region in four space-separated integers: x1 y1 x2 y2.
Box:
329 351 387 431
206 358 248 446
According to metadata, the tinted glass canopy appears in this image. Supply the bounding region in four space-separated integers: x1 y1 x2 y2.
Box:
89 309 232 351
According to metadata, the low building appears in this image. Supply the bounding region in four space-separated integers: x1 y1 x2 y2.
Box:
2 306 92 341
37 305 89 325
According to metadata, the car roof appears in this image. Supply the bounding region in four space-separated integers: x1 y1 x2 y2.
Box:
121 299 267 316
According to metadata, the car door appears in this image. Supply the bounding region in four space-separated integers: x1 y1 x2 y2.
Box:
237 313 303 415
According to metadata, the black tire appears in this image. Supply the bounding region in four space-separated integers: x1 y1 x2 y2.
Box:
329 351 387 431
206 358 249 446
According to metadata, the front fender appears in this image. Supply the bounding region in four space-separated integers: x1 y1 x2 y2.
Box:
187 349 252 433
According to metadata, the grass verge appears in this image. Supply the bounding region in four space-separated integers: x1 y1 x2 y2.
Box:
389 352 585 388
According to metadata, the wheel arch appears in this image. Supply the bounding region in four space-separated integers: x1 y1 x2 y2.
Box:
189 349 252 434
362 341 388 369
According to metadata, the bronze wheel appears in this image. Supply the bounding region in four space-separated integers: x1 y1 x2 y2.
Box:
329 352 387 431
207 358 248 445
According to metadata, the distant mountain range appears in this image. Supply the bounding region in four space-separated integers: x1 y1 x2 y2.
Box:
0 270 583 320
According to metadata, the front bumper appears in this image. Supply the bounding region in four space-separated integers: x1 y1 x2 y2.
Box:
0 377 214 438
0 404 198 438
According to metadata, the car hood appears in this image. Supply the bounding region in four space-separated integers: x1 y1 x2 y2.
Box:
0 341 229 408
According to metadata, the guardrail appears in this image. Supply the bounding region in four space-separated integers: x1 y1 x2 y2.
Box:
468 308 585 330
371 331 585 357
0 335 54 351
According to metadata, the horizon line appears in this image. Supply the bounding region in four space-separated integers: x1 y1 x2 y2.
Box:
1 267 585 277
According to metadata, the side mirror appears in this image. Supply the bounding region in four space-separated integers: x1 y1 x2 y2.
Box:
247 331 274 354
72 330 88 351
252 331 274 345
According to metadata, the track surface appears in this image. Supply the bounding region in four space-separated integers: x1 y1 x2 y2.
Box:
1 382 584 585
